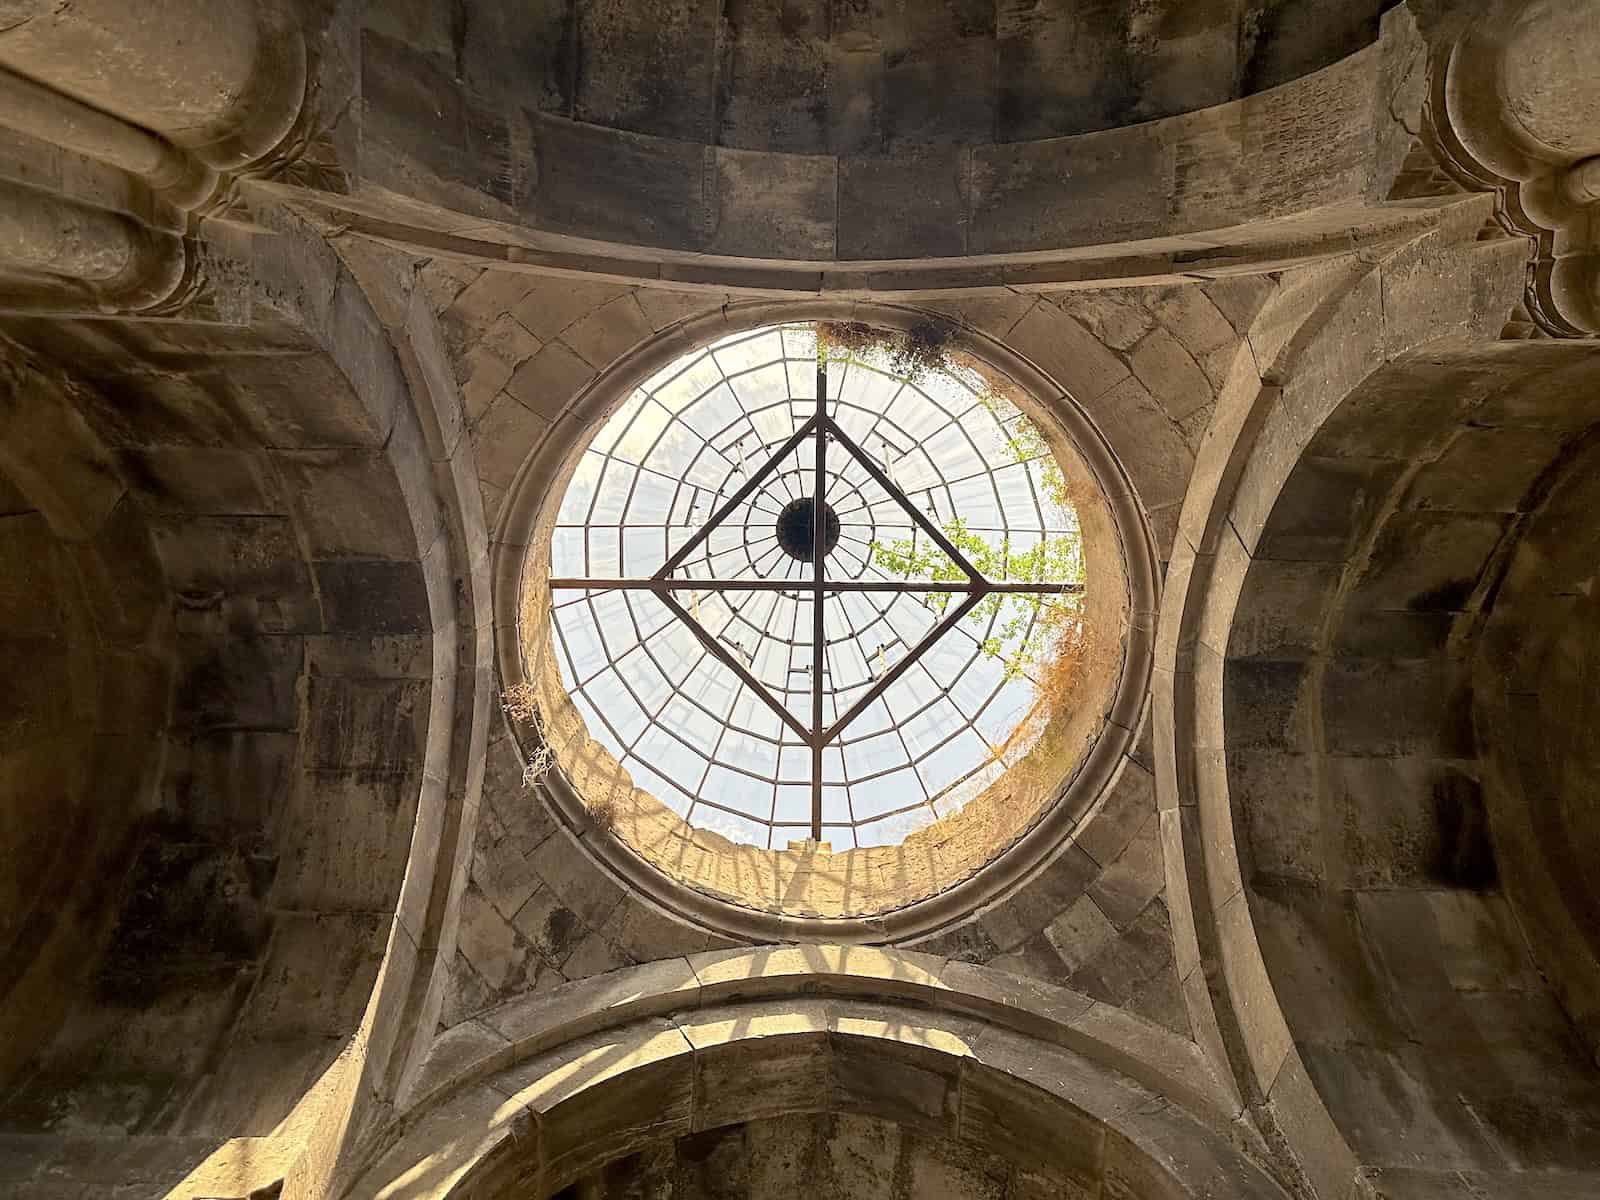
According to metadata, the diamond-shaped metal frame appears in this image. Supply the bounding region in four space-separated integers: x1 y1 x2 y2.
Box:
550 354 1083 838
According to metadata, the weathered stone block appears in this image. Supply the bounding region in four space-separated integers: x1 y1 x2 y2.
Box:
1379 234 1475 359
978 843 1098 950
1254 454 1403 563
1349 511 1507 615
1130 325 1213 422
505 341 597 424
171 633 301 732
511 278 632 344
1325 757 1483 888
1300 1039 1491 1171
1086 376 1195 511
455 884 541 994
1231 750 1320 886
710 148 837 261
458 314 542 427
831 1026 961 1135
160 731 297 836
444 272 542 352
527 828 627 930
1331 609 1455 660
152 515 317 632
1007 302 1129 404
271 449 416 561
838 148 968 259
472 808 543 922
633 288 720 332
314 559 431 634
1230 558 1338 660
556 928 632 980
361 30 516 217
1222 657 1311 751
959 1047 1105 1189
533 116 708 250
904 1136 1009 1200
971 123 1171 254
1066 898 1178 1014
270 768 420 912
1042 896 1120 975
118 447 283 516
1321 660 1473 757
1215 889 1294 1088
559 294 655 371
1086 814 1165 929
1075 758 1155 868
1050 289 1156 352
471 392 551 494
1403 428 1568 514
686 1013 830 1130
1249 885 1395 1048
235 911 391 1040
67 367 244 452
227 353 388 449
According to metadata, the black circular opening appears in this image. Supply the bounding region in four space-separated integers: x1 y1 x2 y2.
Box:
776 496 840 562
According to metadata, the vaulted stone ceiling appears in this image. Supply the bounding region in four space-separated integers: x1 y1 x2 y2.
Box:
346 0 1429 275
0 3 1599 1200
368 0 1391 151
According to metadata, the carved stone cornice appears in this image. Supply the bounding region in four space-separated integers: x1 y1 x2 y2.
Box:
1424 0 1600 336
0 2 335 317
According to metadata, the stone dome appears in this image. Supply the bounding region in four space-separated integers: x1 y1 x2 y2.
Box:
3 3 1600 1199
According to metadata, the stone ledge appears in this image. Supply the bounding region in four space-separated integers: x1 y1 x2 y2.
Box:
399 947 1235 1133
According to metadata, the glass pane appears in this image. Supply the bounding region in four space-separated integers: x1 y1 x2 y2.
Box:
546 321 1083 849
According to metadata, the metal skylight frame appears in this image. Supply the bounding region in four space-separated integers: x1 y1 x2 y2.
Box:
550 350 1084 840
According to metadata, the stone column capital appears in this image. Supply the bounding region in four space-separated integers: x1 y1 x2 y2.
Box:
0 1 337 317
1427 0 1600 335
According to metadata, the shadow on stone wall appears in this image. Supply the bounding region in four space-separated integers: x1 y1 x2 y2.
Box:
0 307 435 1196
1226 342 1600 1190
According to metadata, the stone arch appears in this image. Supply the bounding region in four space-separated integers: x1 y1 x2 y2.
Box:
0 347 175 1104
347 4 1428 284
0 212 488 1200
1473 427 1600 1066
1153 205 1600 1195
1223 346 1600 1194
346 949 1281 1200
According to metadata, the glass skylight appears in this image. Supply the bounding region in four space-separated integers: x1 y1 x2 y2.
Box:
548 323 1084 850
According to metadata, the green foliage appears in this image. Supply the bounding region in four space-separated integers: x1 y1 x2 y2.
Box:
818 319 1085 683
977 387 1071 509
869 381 1086 680
870 516 1083 681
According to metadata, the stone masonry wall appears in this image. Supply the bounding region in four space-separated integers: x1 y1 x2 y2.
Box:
0 306 438 1198
1226 341 1600 1189
568 1110 1091 1200
351 3 1421 263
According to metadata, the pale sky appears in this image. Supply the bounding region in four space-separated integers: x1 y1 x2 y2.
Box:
549 323 1081 849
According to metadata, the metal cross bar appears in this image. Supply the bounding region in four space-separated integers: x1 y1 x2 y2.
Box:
824 416 982 581
810 355 828 836
822 586 987 743
548 577 1084 594
656 415 819 578
554 335 1090 841
658 589 811 744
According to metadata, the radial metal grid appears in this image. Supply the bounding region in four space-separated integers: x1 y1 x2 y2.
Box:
548 324 1085 849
